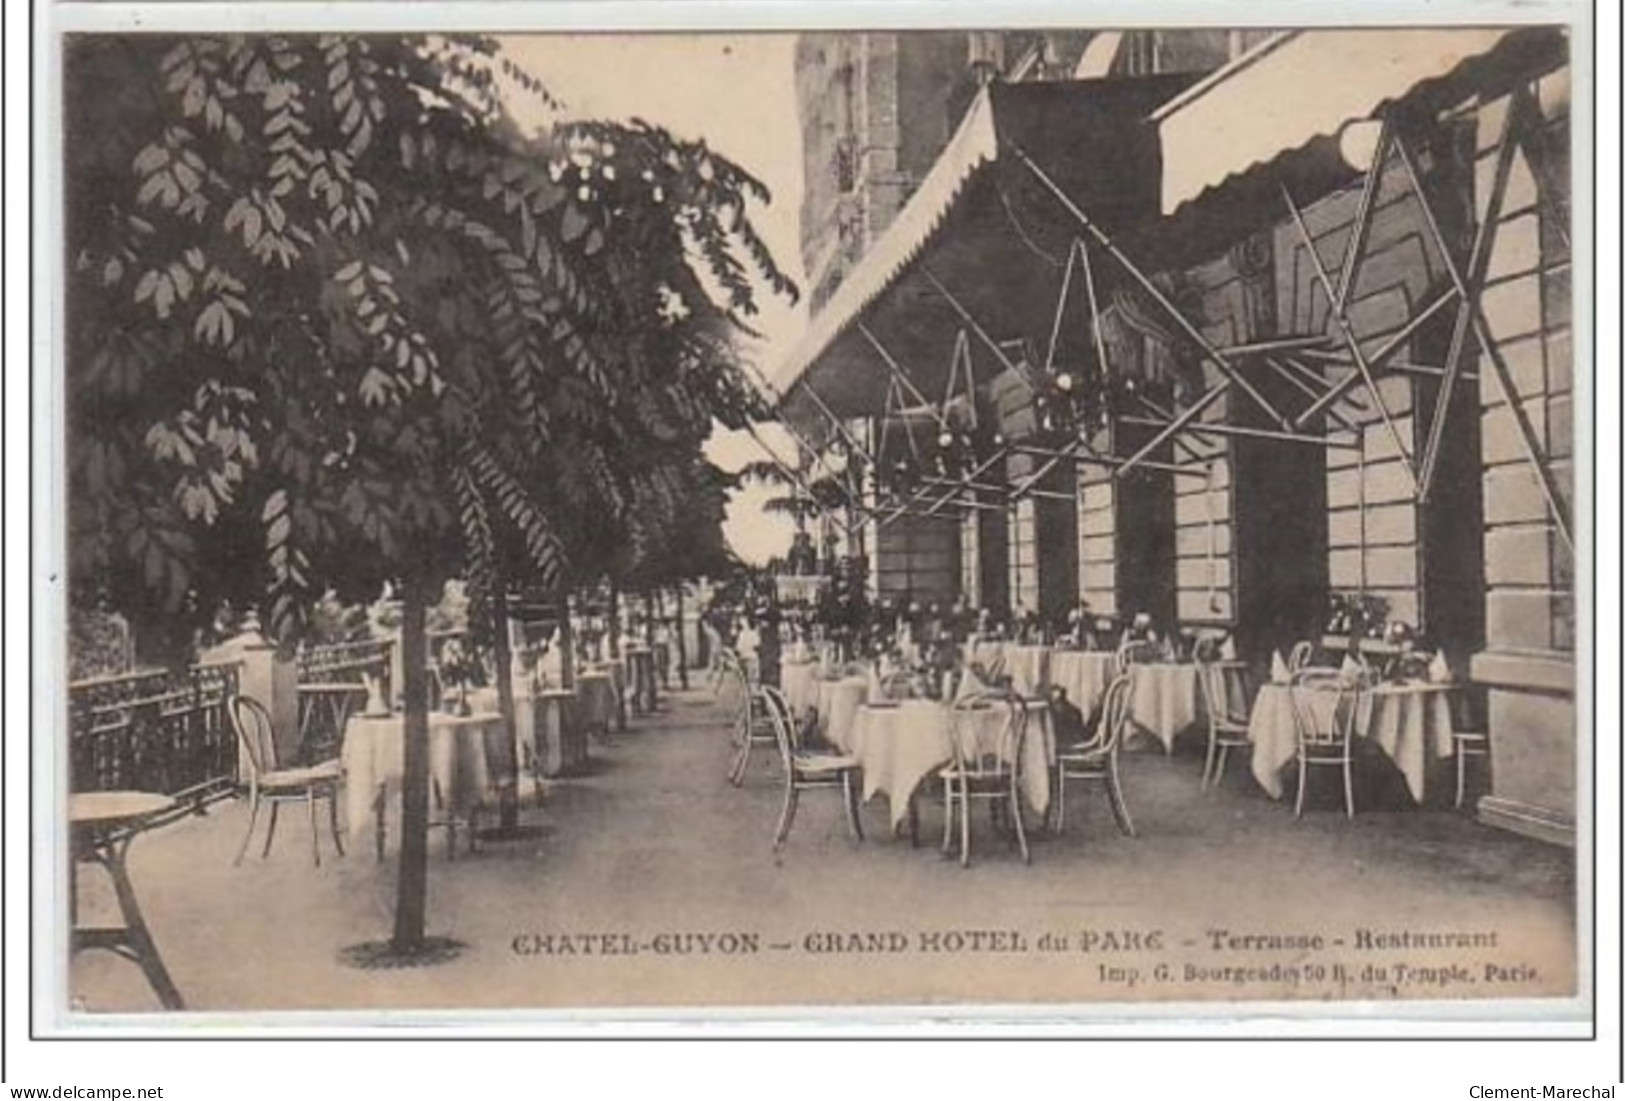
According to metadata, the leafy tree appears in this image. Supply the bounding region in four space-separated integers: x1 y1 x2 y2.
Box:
65 32 794 955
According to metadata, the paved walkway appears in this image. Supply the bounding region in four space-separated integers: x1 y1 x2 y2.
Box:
70 685 1576 1015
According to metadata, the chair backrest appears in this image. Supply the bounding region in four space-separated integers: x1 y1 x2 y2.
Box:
758 685 800 768
1287 639 1316 673
1289 669 1359 747
228 695 278 779
948 690 1027 781
878 670 915 701
1115 639 1158 674
1086 673 1134 756
1194 659 1238 727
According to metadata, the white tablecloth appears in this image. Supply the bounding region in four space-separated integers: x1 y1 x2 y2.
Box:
341 711 503 845
1048 650 1118 716
1247 682 1457 801
576 672 619 732
818 676 869 751
1125 664 1201 752
781 659 822 719
1004 646 1051 696
847 700 1055 831
1124 662 1247 752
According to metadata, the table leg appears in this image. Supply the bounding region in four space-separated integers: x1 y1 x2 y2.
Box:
87 838 185 1010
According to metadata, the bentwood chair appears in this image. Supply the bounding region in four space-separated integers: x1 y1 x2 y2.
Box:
1287 640 1317 674
1051 673 1137 838
228 695 345 866
1195 659 1252 791
725 650 778 786
1289 668 1362 818
762 685 864 852
940 689 1032 867
1115 639 1159 675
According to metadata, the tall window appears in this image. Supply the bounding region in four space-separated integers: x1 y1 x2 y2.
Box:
1007 496 1039 613
959 511 981 606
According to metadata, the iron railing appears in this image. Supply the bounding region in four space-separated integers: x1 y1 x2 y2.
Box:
69 661 242 801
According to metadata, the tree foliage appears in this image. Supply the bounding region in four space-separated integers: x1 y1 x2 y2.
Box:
66 33 795 644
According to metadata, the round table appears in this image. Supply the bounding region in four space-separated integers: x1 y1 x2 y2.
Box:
1247 681 1456 802
817 676 869 752
70 791 184 1009
780 659 822 720
1048 650 1118 717
535 688 587 777
1004 646 1052 696
624 647 658 714
341 711 503 858
1124 662 1248 753
575 671 620 736
847 700 1055 832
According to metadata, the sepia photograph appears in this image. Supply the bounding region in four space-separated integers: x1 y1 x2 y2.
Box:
40 8 1593 1027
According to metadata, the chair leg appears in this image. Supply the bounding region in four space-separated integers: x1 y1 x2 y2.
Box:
1010 783 1030 865
940 784 956 855
727 736 750 787
307 790 322 867
1052 774 1066 835
373 787 387 862
1215 744 1232 787
1294 756 1308 818
842 772 864 841
1455 750 1468 810
772 783 799 851
1202 735 1218 791
233 794 261 867
959 781 972 868
1343 758 1356 819
1107 760 1137 838
327 789 346 857
260 802 280 858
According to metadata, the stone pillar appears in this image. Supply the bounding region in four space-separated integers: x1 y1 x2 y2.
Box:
202 629 298 776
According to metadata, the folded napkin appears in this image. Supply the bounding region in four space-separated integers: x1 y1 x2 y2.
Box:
1340 654 1365 684
1219 636 1237 661
1270 650 1290 684
1428 651 1453 684
955 666 989 704
361 671 391 717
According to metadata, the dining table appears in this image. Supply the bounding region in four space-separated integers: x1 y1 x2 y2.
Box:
780 657 823 721
575 670 621 736
815 674 869 751
1124 661 1249 753
341 709 505 857
1247 679 1458 802
1048 650 1118 717
70 791 185 1009
841 698 1055 833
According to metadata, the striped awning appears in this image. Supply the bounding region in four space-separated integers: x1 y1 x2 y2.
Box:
1154 27 1527 215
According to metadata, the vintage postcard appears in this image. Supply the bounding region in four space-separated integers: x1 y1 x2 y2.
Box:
38 1 1594 1030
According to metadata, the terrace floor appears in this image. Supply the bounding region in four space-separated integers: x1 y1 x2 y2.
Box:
68 683 1579 1018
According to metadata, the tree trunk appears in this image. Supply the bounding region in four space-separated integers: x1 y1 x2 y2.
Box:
675 587 689 690
559 591 576 692
392 578 431 952
490 583 520 830
608 584 625 728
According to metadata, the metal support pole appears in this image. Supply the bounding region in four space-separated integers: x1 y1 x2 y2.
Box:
1281 183 1418 493
1013 145 1292 431
1393 109 1515 501
859 323 950 429
1112 379 1231 479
